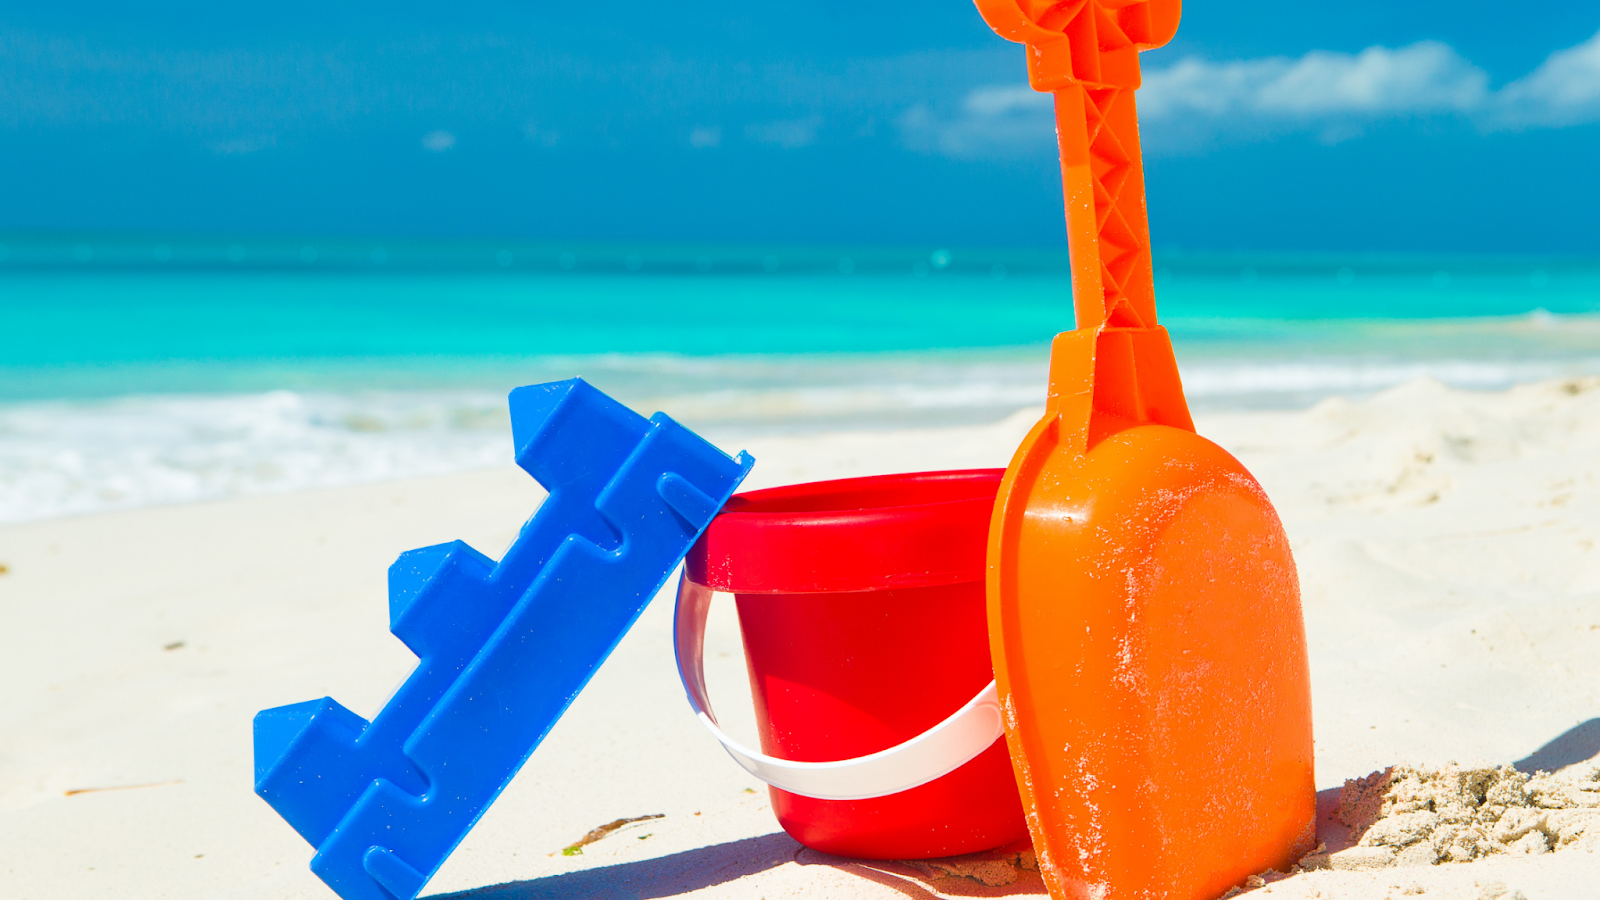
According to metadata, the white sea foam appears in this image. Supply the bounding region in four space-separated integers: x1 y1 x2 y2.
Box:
0 391 512 525
4 352 1599 525
1179 358 1573 398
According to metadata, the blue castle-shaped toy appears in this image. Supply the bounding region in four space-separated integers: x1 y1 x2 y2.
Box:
253 379 752 900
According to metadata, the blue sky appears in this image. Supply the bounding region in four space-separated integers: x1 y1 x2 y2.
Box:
1 1 1597 253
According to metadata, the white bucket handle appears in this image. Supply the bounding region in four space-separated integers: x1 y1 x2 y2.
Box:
672 573 1005 801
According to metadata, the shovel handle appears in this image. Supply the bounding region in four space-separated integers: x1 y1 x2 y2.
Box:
1052 85 1157 333
975 0 1179 333
975 0 1193 446
672 575 1005 801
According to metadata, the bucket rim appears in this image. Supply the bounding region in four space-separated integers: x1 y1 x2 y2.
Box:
687 468 1003 594
717 468 1003 519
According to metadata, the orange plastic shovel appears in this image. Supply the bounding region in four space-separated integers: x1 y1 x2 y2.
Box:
972 2 1315 898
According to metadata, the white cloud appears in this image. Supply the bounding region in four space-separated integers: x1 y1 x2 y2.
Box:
521 122 560 147
207 134 276 155
745 115 822 149
1141 41 1487 117
899 87 1051 159
905 30 1600 158
1493 29 1600 128
421 129 456 152
962 84 1052 118
689 125 721 148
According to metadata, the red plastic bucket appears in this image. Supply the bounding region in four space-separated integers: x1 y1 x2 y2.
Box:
684 469 1028 859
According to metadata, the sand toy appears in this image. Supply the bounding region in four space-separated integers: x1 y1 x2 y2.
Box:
973 1 1316 898
675 470 1028 858
253 379 752 900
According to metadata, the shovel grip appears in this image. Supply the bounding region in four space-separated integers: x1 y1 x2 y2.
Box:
976 0 1192 444
974 0 1175 332
1054 84 1158 333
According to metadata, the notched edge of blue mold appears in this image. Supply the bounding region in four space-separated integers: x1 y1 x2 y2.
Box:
251 378 753 900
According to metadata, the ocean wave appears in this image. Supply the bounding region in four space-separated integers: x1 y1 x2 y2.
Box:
6 352 1600 525
0 391 512 525
1179 358 1575 398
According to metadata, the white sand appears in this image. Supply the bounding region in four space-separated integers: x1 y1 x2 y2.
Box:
3 376 1598 900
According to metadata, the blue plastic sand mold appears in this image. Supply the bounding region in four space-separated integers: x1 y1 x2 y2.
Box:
252 379 753 900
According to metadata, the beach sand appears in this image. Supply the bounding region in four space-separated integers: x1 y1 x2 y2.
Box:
2 376 1598 900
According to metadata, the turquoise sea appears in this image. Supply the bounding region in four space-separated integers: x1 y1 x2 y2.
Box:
3 233 1598 524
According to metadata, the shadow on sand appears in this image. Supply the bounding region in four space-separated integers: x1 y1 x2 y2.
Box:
427 833 799 900
438 722 1600 898
1515 718 1600 774
428 832 1044 900
1315 716 1600 853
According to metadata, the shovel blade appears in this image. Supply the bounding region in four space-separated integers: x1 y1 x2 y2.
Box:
988 420 1315 900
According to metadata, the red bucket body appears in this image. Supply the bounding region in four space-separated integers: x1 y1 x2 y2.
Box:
685 469 1029 859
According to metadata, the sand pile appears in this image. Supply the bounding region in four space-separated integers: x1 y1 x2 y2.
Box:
1309 763 1600 871
902 845 1038 887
